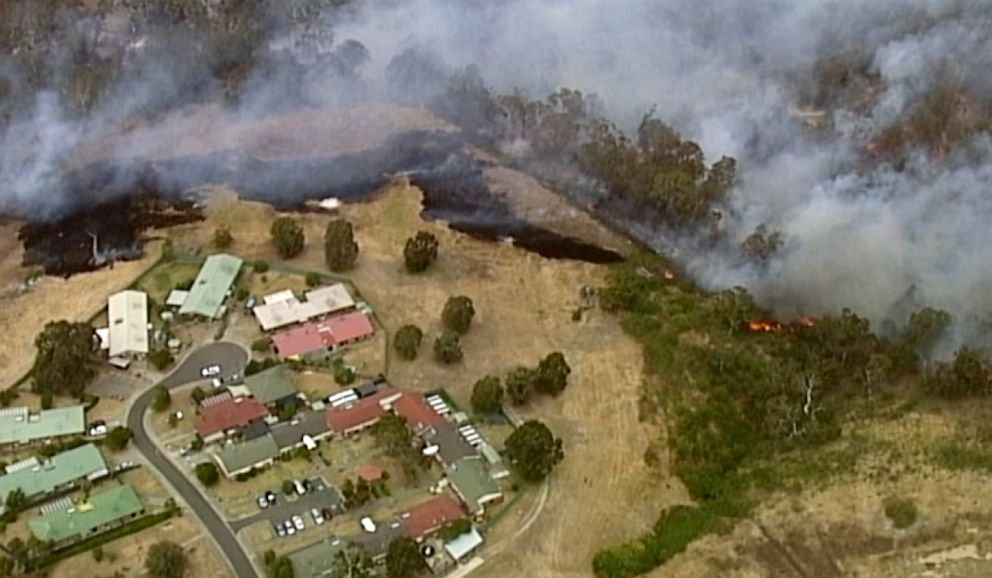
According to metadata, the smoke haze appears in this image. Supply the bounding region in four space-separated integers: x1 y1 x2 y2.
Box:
3 0 992 336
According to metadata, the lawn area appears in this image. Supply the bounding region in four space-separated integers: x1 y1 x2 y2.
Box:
137 262 201 304
242 269 309 298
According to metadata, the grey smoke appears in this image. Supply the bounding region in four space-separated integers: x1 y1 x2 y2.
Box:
3 0 992 338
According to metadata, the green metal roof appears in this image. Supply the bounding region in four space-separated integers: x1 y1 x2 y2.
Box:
0 444 107 500
29 484 144 543
288 537 347 578
0 406 85 445
244 365 298 405
445 457 502 514
179 254 243 318
215 434 279 475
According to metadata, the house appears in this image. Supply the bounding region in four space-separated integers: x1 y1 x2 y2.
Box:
195 394 268 444
325 388 402 436
28 484 144 547
252 284 356 332
287 537 348 578
355 520 406 563
444 527 484 562
213 434 280 478
271 312 375 359
399 494 465 541
445 457 503 518
179 254 243 318
393 392 445 435
424 422 477 466
107 290 149 358
243 365 299 409
0 444 108 504
0 406 86 447
270 411 332 453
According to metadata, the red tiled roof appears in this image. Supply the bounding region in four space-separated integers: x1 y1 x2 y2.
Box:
196 396 268 437
394 393 445 432
357 464 385 482
324 312 375 344
399 494 465 540
325 388 399 433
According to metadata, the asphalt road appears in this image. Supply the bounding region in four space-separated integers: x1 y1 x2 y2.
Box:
127 342 256 578
161 342 249 388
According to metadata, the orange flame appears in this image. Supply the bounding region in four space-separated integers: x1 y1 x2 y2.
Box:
747 320 782 333
663 270 677 280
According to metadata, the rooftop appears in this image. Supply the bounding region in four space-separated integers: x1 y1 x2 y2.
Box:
243 365 298 405
325 388 400 434
444 527 484 561
165 289 189 307
214 434 280 475
179 254 243 318
195 396 268 438
355 520 406 559
322 311 374 344
0 444 107 500
107 290 149 357
28 484 143 543
399 494 465 540
0 406 86 446
393 393 446 433
271 311 374 359
271 411 330 450
445 457 502 514
253 284 355 331
426 422 477 465
287 537 347 578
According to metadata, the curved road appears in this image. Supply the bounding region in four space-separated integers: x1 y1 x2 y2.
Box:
127 342 255 578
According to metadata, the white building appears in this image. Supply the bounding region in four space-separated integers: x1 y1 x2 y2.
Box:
107 290 149 358
252 284 356 332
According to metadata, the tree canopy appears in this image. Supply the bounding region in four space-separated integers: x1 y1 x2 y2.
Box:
536 352 571 396
194 462 220 487
394 325 424 361
152 386 172 413
925 348 991 399
505 366 539 405
385 537 425 578
324 219 359 271
32 321 96 397
471 375 504 413
104 426 133 452
505 420 564 482
145 541 187 578
403 231 439 273
271 217 305 259
213 227 233 249
433 331 463 364
442 296 475 334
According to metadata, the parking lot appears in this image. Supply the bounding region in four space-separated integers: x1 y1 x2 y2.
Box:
229 478 345 532
90 370 149 400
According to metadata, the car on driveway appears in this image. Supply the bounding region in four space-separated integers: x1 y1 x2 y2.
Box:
200 365 221 378
265 491 276 505
258 496 268 509
292 515 305 531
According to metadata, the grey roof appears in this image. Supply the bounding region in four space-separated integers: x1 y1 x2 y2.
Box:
271 411 329 450
243 365 298 405
0 406 86 445
179 254 243 318
354 382 380 398
287 538 347 578
214 434 279 475
241 420 271 441
427 422 476 465
355 520 406 559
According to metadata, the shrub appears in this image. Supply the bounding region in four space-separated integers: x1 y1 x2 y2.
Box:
235 286 250 301
152 386 171 413
148 350 174 371
883 496 918 529
334 364 356 385
213 227 233 249
251 338 271 353
393 325 423 361
254 260 270 273
305 272 322 287
433 332 463 364
194 462 219 487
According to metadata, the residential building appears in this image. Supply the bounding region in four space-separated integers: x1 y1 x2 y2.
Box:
271 411 331 453
28 484 144 547
355 520 406 563
252 284 356 332
179 254 243 318
107 290 149 358
445 457 503 518
399 494 465 541
393 393 445 435
213 434 280 478
287 537 348 578
0 406 86 447
0 444 108 503
271 311 375 359
424 422 477 466
325 388 401 436
195 394 268 444
444 527 484 562
243 365 299 408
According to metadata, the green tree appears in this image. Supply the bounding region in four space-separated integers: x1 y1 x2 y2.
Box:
536 352 571 396
282 480 295 495
32 321 95 397
213 227 233 249
145 541 187 578
393 325 423 361
271 217 305 259
905 307 951 353
190 387 207 405
925 348 991 399
385 537 425 578
374 414 422 478
152 386 171 413
305 272 322 287
441 296 475 334
437 518 472 541
148 350 175 371
4 488 24 512
471 375 504 413
104 426 132 452
252 338 271 353
194 462 220 487
266 556 294 578
254 260 270 273
505 420 564 482
505 366 539 405
40 392 53 410
331 546 374 578
433 332 463 364
324 219 359 272
403 231 439 273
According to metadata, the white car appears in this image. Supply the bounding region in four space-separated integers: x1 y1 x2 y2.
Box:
311 508 324 525
292 515 305 531
258 496 268 509
286 524 295 536
360 516 376 533
200 365 221 378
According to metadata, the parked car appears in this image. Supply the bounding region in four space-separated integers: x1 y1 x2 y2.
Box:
200 365 221 378
285 523 295 536
211 377 223 388
294 480 306 496
88 424 108 437
265 491 276 505
258 496 269 509
360 517 376 533
275 522 286 538
311 508 324 525
292 515 305 531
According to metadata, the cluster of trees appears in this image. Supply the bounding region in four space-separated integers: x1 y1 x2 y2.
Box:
31 321 95 398
385 537 426 578
145 541 187 578
504 352 571 406
0 535 52 575
373 414 424 480
341 475 389 509
433 296 476 364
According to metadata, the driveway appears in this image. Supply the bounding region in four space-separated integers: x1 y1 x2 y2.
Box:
230 480 345 532
127 342 256 578
161 342 249 388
